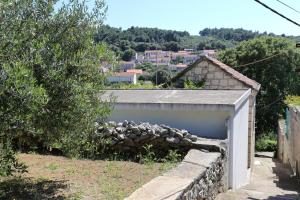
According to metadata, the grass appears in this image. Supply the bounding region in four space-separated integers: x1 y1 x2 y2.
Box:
285 96 300 106
0 153 177 200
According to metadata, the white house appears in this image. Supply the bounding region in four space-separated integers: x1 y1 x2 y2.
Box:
101 89 251 189
107 72 137 85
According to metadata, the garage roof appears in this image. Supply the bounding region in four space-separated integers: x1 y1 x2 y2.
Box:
101 89 250 110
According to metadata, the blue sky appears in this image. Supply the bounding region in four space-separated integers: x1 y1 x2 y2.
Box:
104 0 300 36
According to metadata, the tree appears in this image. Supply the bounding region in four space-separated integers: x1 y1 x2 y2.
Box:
122 49 135 61
151 69 172 85
218 36 300 135
0 0 114 174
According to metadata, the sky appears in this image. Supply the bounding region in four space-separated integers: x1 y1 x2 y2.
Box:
104 0 300 36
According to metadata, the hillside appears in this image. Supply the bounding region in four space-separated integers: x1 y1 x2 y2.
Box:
94 26 299 60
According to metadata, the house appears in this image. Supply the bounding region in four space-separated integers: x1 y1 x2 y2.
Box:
144 50 171 65
201 49 216 58
167 55 261 169
182 54 199 64
171 51 200 65
118 61 136 72
126 69 143 75
102 89 252 189
107 72 137 85
169 63 187 72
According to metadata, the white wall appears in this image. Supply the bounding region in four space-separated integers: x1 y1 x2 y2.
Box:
228 99 249 189
109 109 231 139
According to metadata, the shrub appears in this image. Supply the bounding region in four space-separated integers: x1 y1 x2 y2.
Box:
0 141 27 176
255 134 277 152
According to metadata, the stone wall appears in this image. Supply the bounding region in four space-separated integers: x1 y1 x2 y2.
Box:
278 106 300 176
126 149 226 200
177 151 226 200
179 60 256 168
96 120 225 156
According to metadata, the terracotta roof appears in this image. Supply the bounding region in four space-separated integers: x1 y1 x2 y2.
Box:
126 69 143 74
112 72 136 77
168 55 261 91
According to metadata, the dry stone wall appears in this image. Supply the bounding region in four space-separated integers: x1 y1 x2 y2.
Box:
96 120 225 156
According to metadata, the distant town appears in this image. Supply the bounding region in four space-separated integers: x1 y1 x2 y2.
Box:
106 49 216 85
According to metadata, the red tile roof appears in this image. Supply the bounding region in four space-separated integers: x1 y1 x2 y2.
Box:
112 72 136 77
126 69 143 74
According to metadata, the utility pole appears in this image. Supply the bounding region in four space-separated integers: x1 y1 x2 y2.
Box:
156 51 158 85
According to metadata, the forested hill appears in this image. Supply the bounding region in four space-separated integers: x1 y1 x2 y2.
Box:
94 25 299 56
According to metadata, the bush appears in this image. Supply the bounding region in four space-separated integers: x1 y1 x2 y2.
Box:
0 141 27 176
0 0 115 170
255 134 277 152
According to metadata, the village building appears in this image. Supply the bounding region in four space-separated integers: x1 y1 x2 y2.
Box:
118 61 136 72
144 50 171 65
107 72 137 85
126 69 143 75
169 63 188 72
167 55 261 169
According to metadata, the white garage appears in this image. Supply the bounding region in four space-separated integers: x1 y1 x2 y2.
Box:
101 89 251 189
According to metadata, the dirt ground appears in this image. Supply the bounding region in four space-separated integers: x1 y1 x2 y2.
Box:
0 153 174 200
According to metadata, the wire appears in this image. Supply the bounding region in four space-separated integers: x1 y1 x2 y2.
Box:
236 51 285 67
257 96 283 111
254 0 300 27
274 0 300 15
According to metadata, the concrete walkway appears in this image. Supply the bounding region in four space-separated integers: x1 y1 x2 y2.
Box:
216 153 300 200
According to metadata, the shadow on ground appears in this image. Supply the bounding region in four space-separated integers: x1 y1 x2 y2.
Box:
272 159 300 193
249 194 300 200
0 177 69 200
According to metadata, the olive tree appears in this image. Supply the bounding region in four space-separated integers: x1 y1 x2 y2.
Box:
0 0 114 175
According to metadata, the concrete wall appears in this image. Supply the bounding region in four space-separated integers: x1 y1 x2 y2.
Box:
108 109 231 139
180 60 256 168
229 98 249 189
278 106 300 176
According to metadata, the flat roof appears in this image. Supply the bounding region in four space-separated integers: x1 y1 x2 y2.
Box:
101 89 250 106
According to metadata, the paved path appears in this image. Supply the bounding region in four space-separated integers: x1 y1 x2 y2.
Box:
216 154 300 200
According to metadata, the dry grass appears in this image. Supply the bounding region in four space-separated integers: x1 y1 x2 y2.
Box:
0 153 174 200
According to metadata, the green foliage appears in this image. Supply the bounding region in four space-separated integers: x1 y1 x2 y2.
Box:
122 49 135 61
0 141 27 176
184 80 205 89
161 150 182 163
255 134 277 152
286 96 300 106
218 36 300 135
94 25 189 56
138 145 182 166
0 0 115 169
139 144 156 165
151 69 172 85
200 28 265 42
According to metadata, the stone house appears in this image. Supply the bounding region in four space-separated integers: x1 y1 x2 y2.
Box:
167 55 261 169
